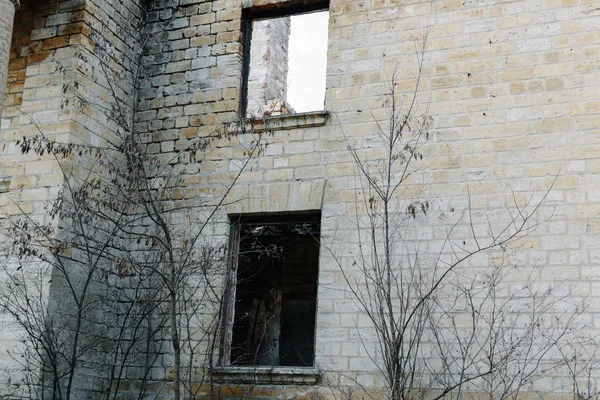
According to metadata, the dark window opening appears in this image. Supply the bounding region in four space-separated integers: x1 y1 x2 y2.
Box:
241 2 329 118
224 214 320 368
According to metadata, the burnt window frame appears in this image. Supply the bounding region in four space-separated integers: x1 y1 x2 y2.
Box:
240 0 330 117
220 212 322 371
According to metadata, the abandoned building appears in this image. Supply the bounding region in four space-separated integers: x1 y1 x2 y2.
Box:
0 0 599 397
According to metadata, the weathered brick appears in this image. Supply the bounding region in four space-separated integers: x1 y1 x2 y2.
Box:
1 0 600 398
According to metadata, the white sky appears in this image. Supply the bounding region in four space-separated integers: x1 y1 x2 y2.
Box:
286 11 329 112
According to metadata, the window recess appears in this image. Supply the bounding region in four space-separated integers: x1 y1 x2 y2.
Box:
241 2 329 119
222 213 321 369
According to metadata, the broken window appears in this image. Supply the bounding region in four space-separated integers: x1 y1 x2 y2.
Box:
242 4 329 118
223 214 320 367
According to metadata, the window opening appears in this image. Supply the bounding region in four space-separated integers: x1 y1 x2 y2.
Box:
243 7 329 118
224 214 321 368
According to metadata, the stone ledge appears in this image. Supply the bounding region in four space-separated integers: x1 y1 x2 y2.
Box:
211 366 320 385
242 111 329 133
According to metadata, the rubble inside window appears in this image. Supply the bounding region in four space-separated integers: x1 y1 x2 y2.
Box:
243 7 329 118
225 214 320 368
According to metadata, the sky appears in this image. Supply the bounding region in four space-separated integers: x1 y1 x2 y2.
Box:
286 11 330 113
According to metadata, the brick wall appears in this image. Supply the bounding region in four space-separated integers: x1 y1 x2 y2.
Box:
0 0 146 396
0 0 599 397
0 0 15 122
159 0 600 396
2 0 31 127
0 0 89 218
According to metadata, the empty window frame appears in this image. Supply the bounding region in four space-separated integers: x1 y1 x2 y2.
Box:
241 3 329 118
222 213 321 367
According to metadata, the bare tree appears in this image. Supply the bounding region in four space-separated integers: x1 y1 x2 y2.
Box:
556 332 600 400
0 5 270 399
0 76 268 400
323 34 586 400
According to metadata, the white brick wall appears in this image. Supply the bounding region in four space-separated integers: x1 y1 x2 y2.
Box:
0 0 599 397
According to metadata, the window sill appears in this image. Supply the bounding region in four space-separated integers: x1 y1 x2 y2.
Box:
211 366 320 385
240 110 329 133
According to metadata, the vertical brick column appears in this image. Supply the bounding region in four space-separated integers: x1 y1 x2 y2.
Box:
0 0 16 123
